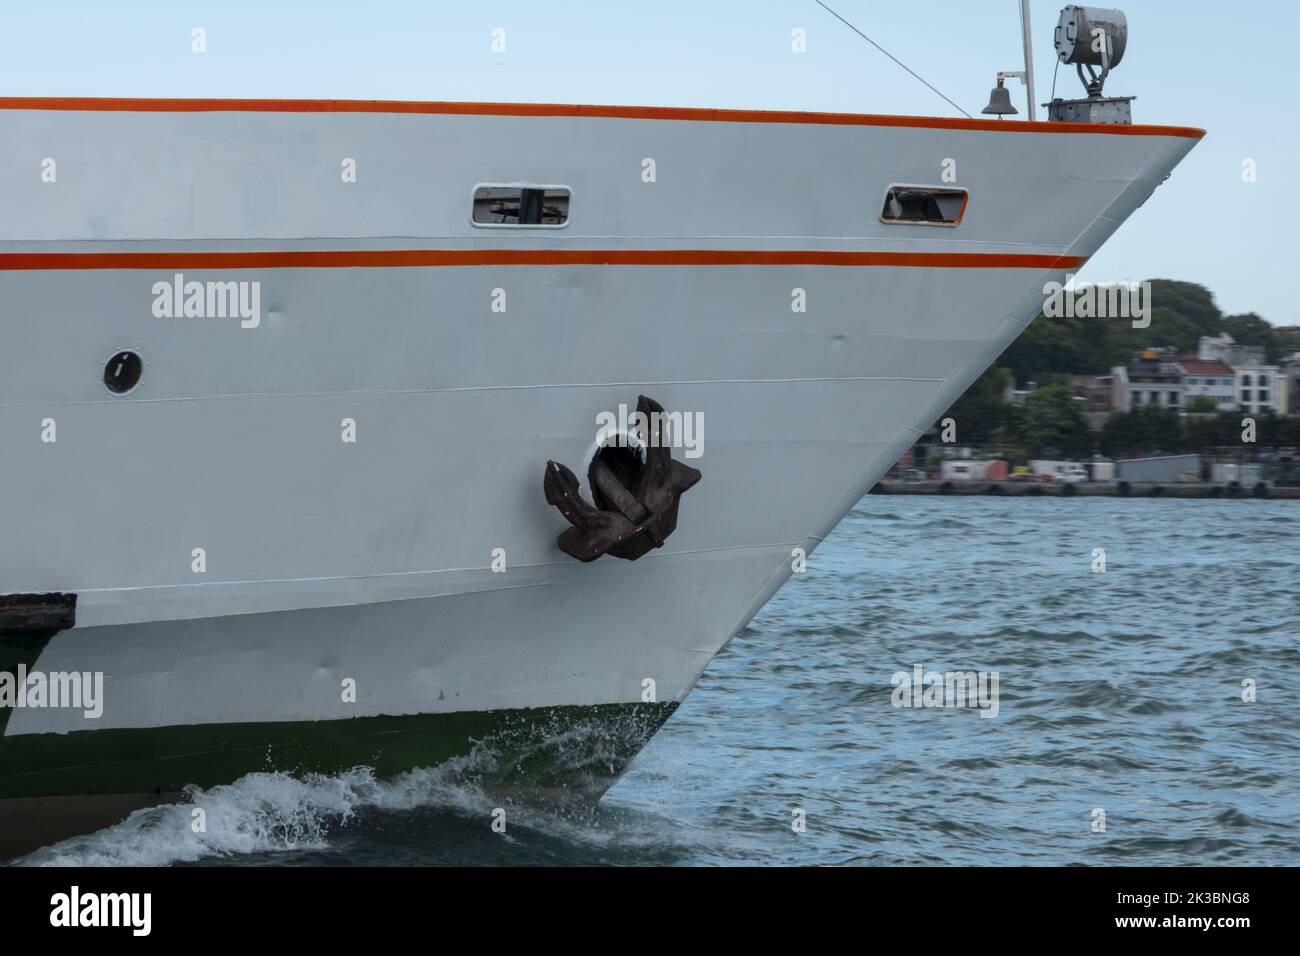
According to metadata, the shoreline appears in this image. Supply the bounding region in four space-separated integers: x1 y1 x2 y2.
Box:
871 480 1300 498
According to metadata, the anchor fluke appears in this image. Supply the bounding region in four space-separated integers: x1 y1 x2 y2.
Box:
543 396 701 562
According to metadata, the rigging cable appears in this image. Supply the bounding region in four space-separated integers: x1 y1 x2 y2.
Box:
812 0 972 118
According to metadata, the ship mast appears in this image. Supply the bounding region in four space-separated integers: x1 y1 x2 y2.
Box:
1019 0 1037 120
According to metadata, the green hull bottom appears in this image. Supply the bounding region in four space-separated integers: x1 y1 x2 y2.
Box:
0 702 676 858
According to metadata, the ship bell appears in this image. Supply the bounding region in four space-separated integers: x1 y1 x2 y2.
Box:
981 77 1018 117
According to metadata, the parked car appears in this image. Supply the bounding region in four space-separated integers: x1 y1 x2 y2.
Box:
1060 468 1089 484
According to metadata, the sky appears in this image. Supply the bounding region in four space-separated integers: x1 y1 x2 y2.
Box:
2 0 1294 325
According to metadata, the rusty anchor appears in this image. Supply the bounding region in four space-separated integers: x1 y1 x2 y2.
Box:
544 395 701 562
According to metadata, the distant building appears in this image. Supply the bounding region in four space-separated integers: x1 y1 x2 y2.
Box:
1196 333 1280 414
1069 374 1114 412
1069 374 1115 430
1235 364 1281 415
1112 348 1184 412
1175 356 1236 410
1198 333 1265 367
1007 381 1037 407
1279 353 1300 415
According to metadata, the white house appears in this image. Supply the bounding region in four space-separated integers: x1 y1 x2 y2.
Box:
1111 348 1184 412
1175 356 1236 410
1198 332 1265 367
1235 365 1281 415
1280 352 1300 415
1196 333 1280 414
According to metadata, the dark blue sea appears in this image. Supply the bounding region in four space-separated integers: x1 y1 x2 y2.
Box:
19 497 1300 866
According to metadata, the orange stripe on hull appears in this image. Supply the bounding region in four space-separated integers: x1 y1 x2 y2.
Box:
0 250 1089 271
0 97 1207 140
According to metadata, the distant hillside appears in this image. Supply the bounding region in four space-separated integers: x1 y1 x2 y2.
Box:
998 280 1300 387
935 282 1300 458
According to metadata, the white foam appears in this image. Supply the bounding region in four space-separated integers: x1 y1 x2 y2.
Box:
13 722 681 866
15 754 493 867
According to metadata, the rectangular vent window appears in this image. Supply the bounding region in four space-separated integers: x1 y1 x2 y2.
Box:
472 185 570 227
880 185 968 226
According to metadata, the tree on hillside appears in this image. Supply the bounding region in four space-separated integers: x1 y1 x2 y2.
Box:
1183 411 1234 449
1001 312 1107 386
1101 281 1224 368
1278 327 1300 357
1014 383 1094 458
940 366 1012 445
1221 312 1296 363
1101 405 1185 457
999 280 1229 385
1145 279 1223 329
943 279 1295 459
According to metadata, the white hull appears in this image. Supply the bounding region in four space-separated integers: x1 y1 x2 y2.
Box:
1 101 1199 750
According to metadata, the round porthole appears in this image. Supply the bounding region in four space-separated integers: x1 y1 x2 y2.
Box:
103 350 143 394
